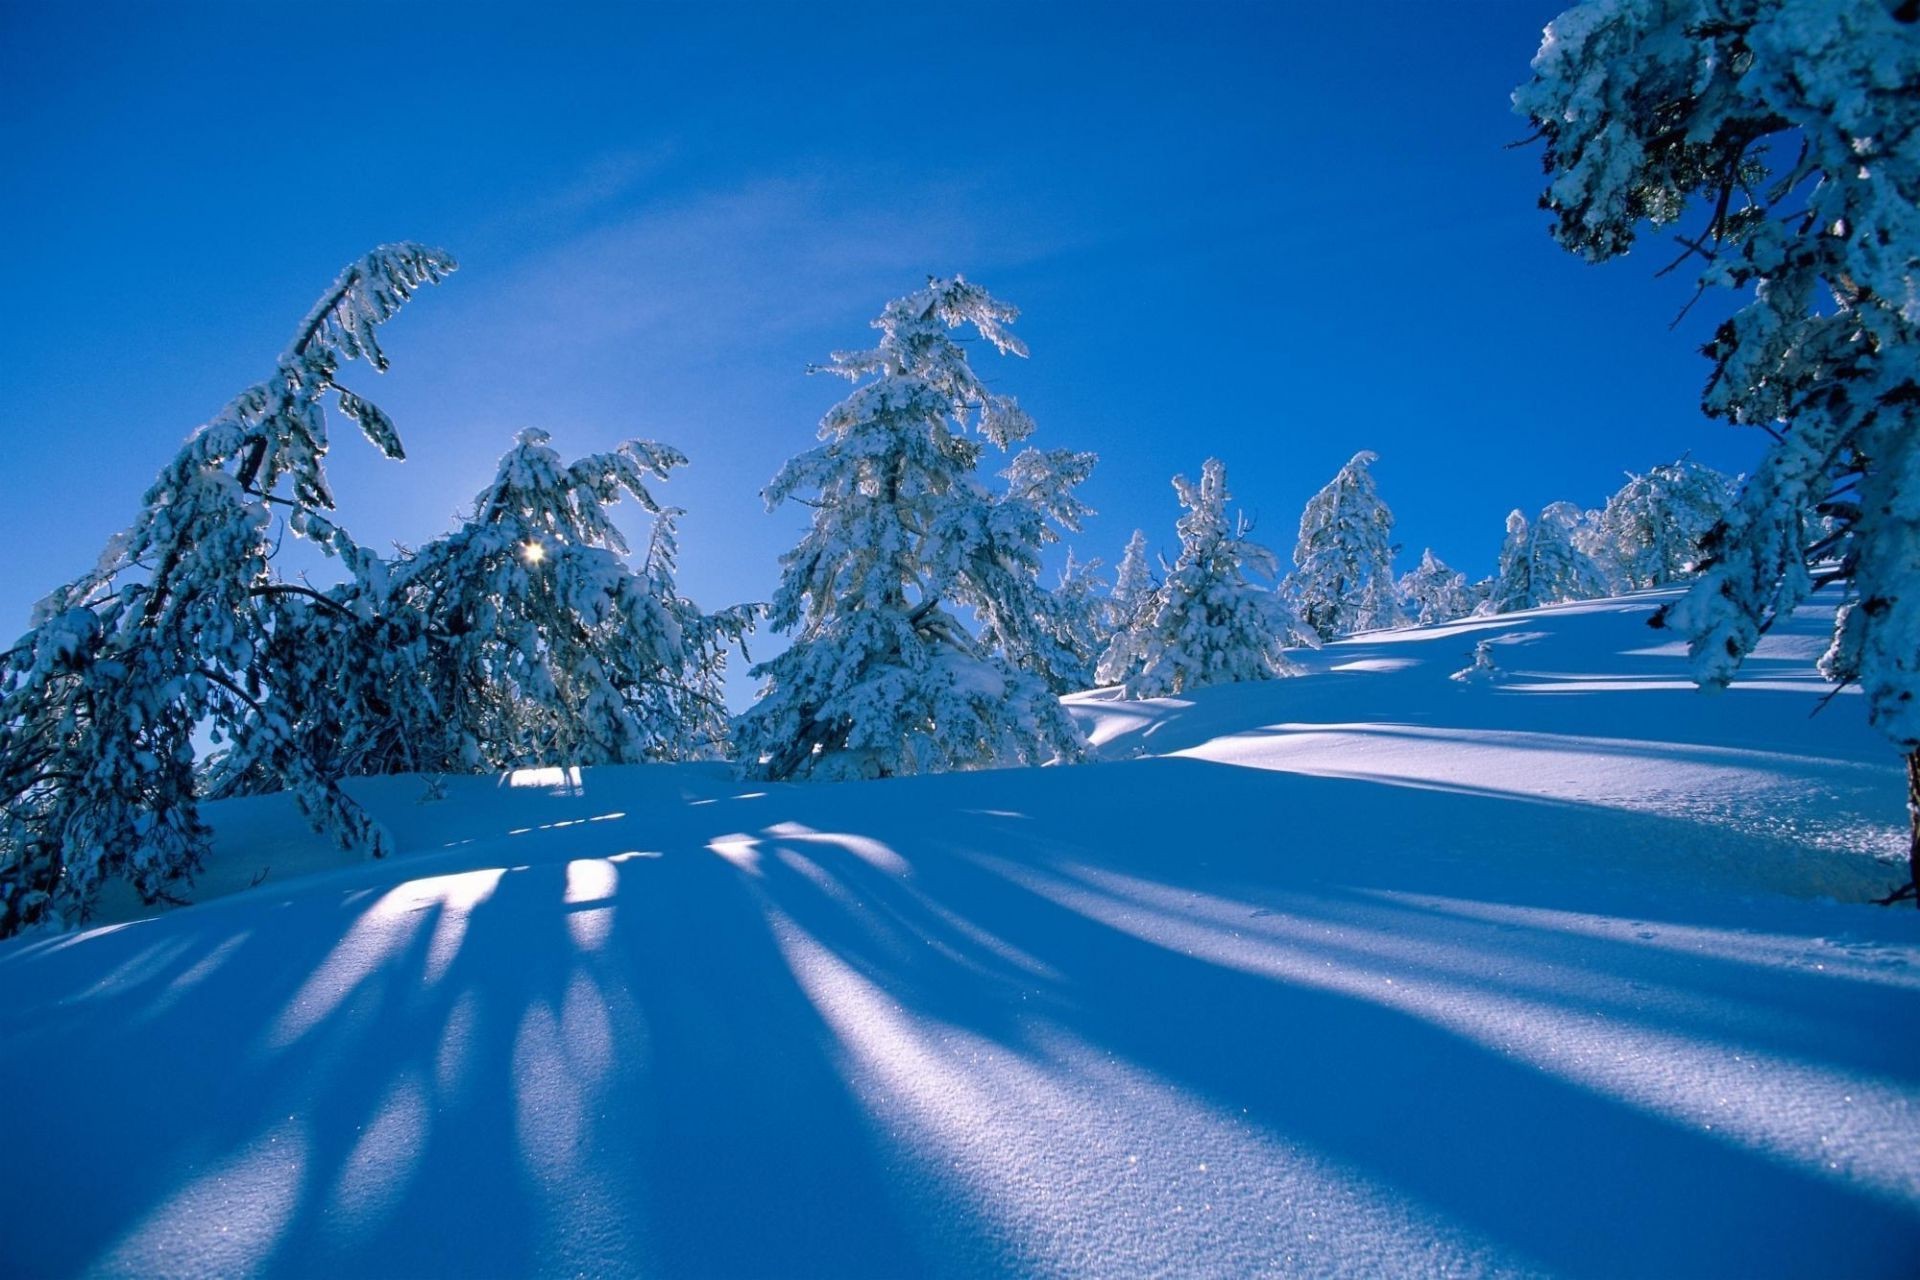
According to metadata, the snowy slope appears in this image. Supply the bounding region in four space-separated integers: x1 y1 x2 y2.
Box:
3 591 1919 1278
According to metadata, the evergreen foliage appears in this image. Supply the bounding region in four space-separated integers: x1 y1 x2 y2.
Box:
1588 457 1736 590
735 277 1090 781
1398 549 1478 626
1289 450 1402 639
1 249 750 937
1099 459 1311 698
1484 503 1610 614
0 245 456 935
1516 0 1920 895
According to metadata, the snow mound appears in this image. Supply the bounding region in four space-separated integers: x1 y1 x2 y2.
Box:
4 591 1919 1277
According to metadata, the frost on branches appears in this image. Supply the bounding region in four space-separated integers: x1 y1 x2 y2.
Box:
396 430 752 770
1398 549 1477 626
1516 0 1920 893
208 429 750 793
1046 549 1111 694
1099 458 1312 698
0 244 455 935
735 277 1089 781
1289 450 1402 639
1484 503 1609 614
1588 457 1736 590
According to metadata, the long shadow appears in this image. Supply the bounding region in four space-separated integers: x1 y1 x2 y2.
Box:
0 822 966 1277
5 752 1919 1277
742 758 1920 1277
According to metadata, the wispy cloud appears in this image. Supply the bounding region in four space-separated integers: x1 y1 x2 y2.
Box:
452 165 1093 365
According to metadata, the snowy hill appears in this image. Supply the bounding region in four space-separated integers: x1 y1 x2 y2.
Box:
4 591 1919 1277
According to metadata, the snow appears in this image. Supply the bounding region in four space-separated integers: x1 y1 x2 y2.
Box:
4 590 1920 1276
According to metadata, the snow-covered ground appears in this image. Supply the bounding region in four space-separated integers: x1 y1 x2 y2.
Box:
4 591 1918 1277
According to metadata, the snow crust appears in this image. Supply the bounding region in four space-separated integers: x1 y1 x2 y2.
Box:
3 591 1918 1277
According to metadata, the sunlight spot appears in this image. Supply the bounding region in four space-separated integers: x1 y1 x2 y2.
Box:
565 859 619 950
504 765 584 791
563 970 615 1086
772 915 1503 1275
420 868 507 987
764 820 910 875
1328 658 1419 673
99 1119 307 1276
978 856 1920 1208
326 1072 428 1238
521 539 546 564
270 868 502 1046
707 833 763 875
137 931 253 1021
514 1003 583 1177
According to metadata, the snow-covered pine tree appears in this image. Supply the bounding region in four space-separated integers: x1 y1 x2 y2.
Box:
735 277 1089 781
1483 510 1535 615
1588 457 1736 591
1289 450 1402 639
1397 548 1476 626
1517 0 1920 899
961 444 1102 696
1043 548 1110 695
1099 458 1311 698
392 428 750 772
1484 502 1609 614
0 244 454 935
1106 529 1159 637
634 508 760 760
1094 530 1162 692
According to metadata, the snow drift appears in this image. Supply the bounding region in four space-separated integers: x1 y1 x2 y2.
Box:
3 591 1918 1277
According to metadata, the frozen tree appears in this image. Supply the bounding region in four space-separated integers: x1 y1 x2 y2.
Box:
1398 549 1477 625
208 429 753 791
1289 450 1402 639
964 445 1102 696
1484 503 1610 614
1587 457 1737 590
1451 638 1504 684
1106 529 1159 636
1517 0 1920 899
735 277 1089 781
0 244 455 935
1043 549 1110 694
1099 458 1312 698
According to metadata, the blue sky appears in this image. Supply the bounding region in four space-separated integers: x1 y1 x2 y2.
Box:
0 1 1752 696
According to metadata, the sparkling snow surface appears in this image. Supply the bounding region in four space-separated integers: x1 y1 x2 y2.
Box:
4 591 1919 1277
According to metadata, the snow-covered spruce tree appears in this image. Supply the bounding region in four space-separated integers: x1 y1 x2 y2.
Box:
1517 0 1920 898
1043 548 1110 695
1099 458 1312 698
0 244 454 935
1398 548 1477 625
391 429 751 772
735 277 1089 781
1094 530 1162 692
1107 528 1160 636
1288 450 1402 639
204 435 753 798
1484 502 1610 614
1588 457 1737 590
962 444 1102 696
